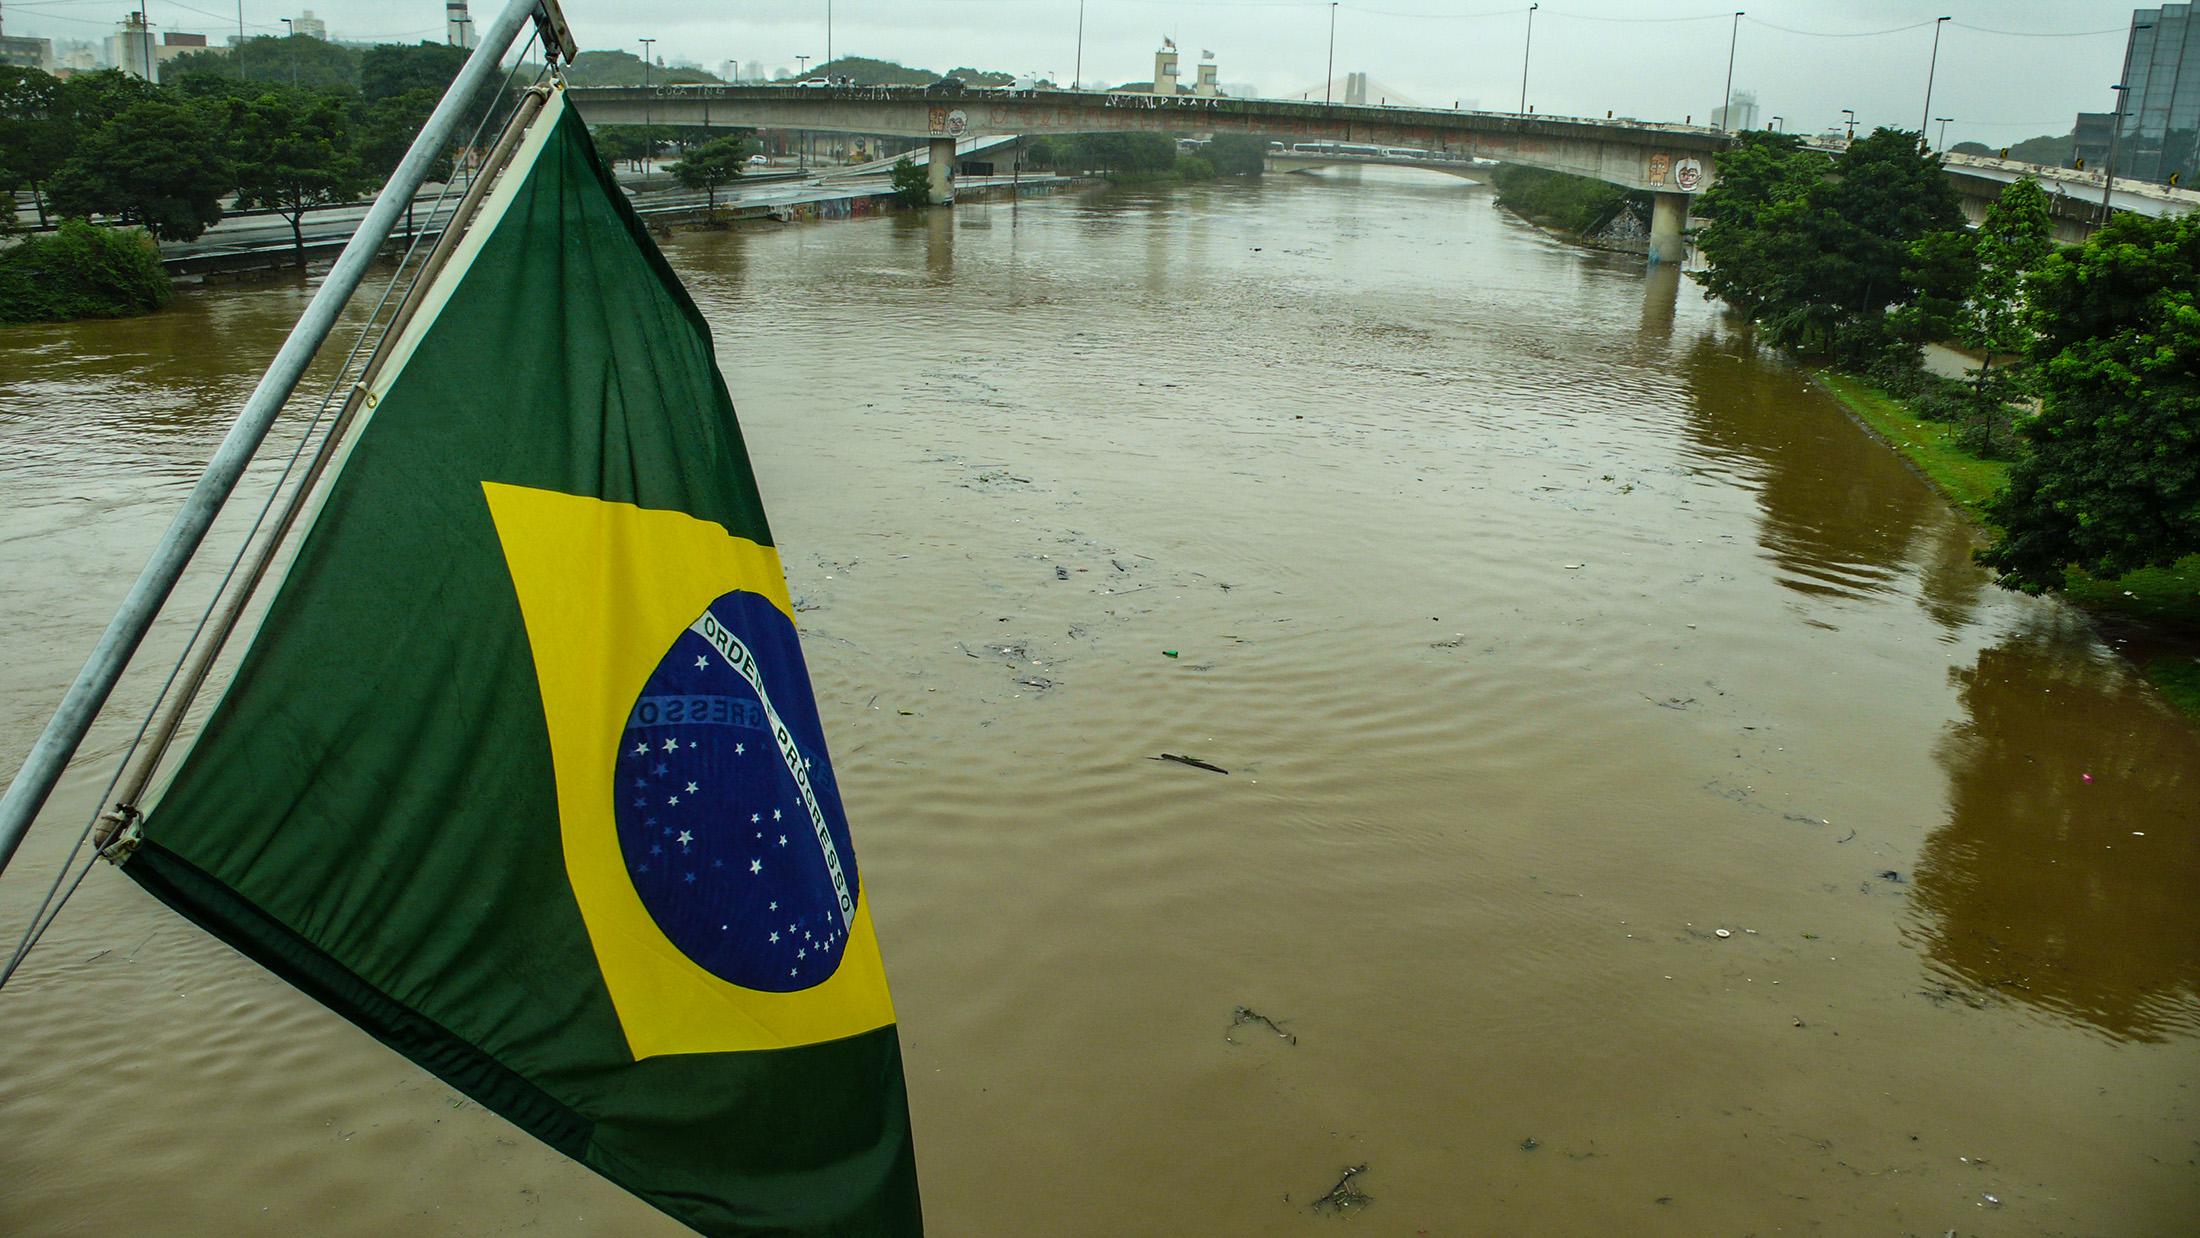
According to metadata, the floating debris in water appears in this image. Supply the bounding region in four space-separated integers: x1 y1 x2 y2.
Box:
1309 1164 1371 1214
1227 1005 1296 1045
1519 1137 1540 1151
1151 753 1228 774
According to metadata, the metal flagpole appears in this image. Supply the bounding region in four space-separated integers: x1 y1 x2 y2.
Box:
0 0 575 880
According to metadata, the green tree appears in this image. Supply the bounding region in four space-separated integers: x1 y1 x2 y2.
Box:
1203 134 1270 176
355 87 452 183
889 156 932 207
1690 131 1828 316
228 89 374 266
1951 178 2055 453
670 135 747 208
592 124 675 170
166 35 361 91
1962 178 2055 364
359 41 466 102
1978 212 2200 592
812 56 933 86
48 99 234 243
0 66 65 228
0 218 171 323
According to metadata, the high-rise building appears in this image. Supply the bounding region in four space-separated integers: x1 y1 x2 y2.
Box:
1711 89 1760 132
293 9 327 40
0 3 57 69
2103 4 2200 184
447 1 474 48
107 11 157 82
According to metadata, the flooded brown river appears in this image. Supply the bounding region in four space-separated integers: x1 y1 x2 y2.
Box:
3 170 2197 1236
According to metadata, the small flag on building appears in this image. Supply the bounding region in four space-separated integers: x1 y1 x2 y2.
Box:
121 84 921 1236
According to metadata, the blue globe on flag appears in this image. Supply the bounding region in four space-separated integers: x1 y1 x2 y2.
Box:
613 589 857 993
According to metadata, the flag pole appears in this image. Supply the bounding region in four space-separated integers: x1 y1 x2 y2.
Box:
0 0 576 880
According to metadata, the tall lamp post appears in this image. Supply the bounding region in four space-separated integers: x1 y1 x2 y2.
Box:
1770 115 1784 133
2101 83 2131 223
826 0 833 68
1840 108 1855 141
280 16 296 86
236 1 247 80
1518 3 1538 115
1934 116 1952 150
1720 11 1743 130
639 37 655 173
1919 15 1950 142
1074 0 1085 90
1325 2 1338 107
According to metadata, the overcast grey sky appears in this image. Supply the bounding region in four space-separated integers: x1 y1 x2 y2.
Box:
5 1 2149 144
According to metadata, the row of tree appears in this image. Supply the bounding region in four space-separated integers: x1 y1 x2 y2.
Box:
0 48 488 262
1691 128 2196 595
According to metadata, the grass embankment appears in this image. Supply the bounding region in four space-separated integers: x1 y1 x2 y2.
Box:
1817 371 2200 719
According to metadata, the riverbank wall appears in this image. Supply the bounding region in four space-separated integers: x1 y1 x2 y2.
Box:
169 174 1097 283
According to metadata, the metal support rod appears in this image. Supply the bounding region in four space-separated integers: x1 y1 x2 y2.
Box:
103 86 552 826
1720 11 1741 131
0 0 551 882
1518 3 1537 116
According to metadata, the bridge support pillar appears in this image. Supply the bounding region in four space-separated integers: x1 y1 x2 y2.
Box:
927 137 956 205
1648 192 1689 266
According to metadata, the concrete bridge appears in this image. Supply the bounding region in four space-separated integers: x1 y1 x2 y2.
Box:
568 84 1730 262
568 85 2198 260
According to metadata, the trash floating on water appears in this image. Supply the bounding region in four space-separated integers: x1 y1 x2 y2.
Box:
1518 1137 1540 1151
1714 929 1732 939
1309 1164 1372 1214
1151 753 1228 774
1226 1005 1296 1045
1162 649 1180 658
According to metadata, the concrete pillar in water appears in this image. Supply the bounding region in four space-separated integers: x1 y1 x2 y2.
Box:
1648 192 1689 266
928 137 956 205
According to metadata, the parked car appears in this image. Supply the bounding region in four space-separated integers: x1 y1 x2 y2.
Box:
747 154 770 166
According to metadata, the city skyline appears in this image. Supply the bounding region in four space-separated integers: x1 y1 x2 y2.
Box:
2 1 2152 147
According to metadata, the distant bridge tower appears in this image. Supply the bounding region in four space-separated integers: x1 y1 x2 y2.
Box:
446 1 473 48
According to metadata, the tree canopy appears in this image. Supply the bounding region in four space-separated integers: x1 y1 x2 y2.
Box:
47 97 233 241
1690 127 1967 361
1978 212 2200 591
670 135 747 208
228 89 373 265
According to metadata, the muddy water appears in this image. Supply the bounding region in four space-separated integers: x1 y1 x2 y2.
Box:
3 172 2196 1236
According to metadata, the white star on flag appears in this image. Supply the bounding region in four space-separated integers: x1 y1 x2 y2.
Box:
750 859 763 874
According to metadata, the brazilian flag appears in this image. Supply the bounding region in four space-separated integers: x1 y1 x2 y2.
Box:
122 86 921 1235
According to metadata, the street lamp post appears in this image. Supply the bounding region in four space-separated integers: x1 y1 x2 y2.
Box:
280 16 296 86
2102 83 2131 223
1919 15 1950 142
1721 11 1743 130
1841 108 1855 141
797 53 810 78
1770 115 1784 133
236 1 247 80
827 0 833 68
1326 2 1337 107
1519 3 1538 115
1075 0 1085 90
640 37 655 173
1934 116 1952 150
